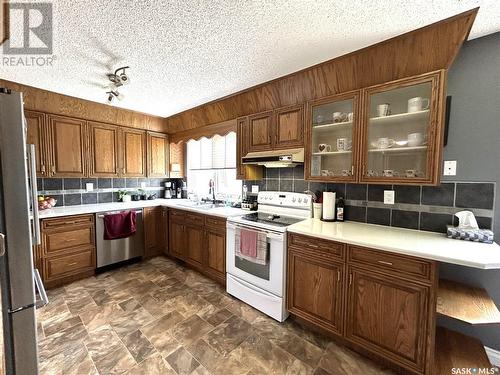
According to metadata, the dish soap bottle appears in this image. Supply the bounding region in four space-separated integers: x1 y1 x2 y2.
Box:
336 197 345 222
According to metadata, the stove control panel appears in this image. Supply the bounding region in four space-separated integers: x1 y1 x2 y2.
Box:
257 191 311 209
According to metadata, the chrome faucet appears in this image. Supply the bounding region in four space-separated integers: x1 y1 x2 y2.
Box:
209 179 216 204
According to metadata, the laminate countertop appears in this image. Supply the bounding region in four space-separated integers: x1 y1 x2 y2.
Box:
35 199 248 219
287 219 500 269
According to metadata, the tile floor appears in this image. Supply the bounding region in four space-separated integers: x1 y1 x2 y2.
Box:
36 256 394 375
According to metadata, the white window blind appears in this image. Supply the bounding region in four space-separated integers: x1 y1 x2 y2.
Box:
186 131 241 200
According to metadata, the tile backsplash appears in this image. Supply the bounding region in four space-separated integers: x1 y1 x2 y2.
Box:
37 177 184 206
244 165 495 234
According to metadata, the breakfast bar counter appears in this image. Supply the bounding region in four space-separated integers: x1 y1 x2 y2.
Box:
287 219 500 269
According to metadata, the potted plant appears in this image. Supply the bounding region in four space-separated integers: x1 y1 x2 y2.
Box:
117 190 131 203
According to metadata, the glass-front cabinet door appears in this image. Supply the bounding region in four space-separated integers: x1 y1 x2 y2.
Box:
360 71 444 184
306 92 360 182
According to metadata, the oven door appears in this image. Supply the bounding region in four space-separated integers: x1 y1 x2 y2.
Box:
226 222 286 297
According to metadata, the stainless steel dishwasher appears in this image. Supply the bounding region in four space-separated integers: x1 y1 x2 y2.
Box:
95 209 144 268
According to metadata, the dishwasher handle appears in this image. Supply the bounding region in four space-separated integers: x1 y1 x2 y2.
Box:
97 210 143 219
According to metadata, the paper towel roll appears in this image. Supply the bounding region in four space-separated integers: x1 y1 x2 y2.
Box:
322 192 336 221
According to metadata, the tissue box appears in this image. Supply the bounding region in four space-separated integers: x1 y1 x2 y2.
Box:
446 226 494 244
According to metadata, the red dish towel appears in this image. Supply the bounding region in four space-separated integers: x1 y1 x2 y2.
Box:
103 211 137 240
240 229 258 257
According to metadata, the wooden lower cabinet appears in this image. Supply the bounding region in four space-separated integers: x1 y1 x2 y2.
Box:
204 221 226 284
346 266 430 373
287 248 344 335
161 207 169 255
186 224 204 269
287 233 437 375
40 214 96 288
169 214 186 259
168 209 226 284
144 206 167 257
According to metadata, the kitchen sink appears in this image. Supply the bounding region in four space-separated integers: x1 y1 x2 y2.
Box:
176 202 226 210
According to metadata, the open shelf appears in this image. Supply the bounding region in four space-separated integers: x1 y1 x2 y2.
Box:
369 109 430 125
434 326 491 373
312 121 353 131
437 279 500 325
368 146 427 153
312 150 352 156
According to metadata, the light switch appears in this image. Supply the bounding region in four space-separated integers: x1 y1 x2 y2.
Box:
443 160 457 176
86 183 94 192
384 190 395 205
252 185 259 194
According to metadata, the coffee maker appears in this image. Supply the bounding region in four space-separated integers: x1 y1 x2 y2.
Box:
165 181 176 199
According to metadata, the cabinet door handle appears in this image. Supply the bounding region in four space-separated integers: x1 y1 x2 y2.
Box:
351 165 354 175
349 273 353 286
41 165 46 174
67 262 77 266
51 165 55 173
337 270 341 282
377 260 393 266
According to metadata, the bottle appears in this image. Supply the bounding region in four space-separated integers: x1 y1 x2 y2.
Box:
336 197 345 222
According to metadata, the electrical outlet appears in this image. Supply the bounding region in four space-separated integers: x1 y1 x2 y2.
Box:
86 183 94 192
443 160 457 176
252 185 259 194
140 182 147 188
384 190 395 205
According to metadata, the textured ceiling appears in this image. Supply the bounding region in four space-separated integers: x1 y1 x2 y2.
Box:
1 0 499 117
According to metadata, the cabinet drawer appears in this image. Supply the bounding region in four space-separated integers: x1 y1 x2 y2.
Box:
169 209 185 219
288 233 344 260
45 250 94 280
348 245 433 283
44 227 94 254
205 215 226 231
42 214 94 230
186 212 205 226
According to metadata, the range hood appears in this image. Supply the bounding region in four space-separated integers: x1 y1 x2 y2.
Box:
242 148 304 168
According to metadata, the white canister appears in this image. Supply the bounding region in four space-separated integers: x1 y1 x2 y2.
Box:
322 192 336 221
313 203 323 220
122 195 131 203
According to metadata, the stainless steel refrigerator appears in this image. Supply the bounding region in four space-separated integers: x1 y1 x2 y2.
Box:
0 89 48 374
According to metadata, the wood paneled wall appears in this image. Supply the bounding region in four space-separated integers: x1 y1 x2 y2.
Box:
0 80 165 132
165 9 477 134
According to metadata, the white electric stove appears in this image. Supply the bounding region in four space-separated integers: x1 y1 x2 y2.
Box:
226 191 312 322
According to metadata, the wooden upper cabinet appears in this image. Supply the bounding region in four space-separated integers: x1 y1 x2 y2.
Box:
47 115 88 177
247 111 273 152
147 132 169 177
287 248 344 336
121 128 146 177
25 110 49 177
305 91 360 182
169 141 184 178
88 122 120 177
236 117 263 180
274 105 304 149
359 71 445 185
346 267 430 373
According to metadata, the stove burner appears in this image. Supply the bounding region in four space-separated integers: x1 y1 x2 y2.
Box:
241 212 303 227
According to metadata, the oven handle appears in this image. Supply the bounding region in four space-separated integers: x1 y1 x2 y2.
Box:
97 210 143 219
227 222 283 240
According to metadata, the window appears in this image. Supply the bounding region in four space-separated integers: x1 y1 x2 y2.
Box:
186 132 241 201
